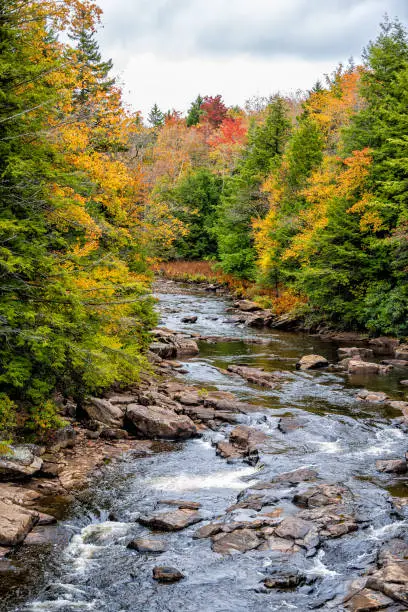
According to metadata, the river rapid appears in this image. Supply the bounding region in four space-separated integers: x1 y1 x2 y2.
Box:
4 280 408 611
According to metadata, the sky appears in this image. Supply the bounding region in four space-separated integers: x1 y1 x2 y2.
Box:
96 0 408 119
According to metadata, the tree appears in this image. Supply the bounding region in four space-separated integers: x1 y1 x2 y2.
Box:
200 95 228 128
186 94 204 127
148 103 164 127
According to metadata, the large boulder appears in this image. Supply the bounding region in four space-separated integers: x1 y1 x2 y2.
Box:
348 360 392 375
234 300 262 312
296 355 328 370
0 446 43 481
368 337 399 356
212 528 261 554
395 344 408 360
126 404 197 440
227 365 284 389
83 397 124 427
0 500 38 546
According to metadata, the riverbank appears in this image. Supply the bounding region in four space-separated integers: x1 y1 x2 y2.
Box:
2 279 408 611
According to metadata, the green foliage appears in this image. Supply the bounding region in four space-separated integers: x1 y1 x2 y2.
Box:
186 95 204 127
171 169 222 259
148 103 164 127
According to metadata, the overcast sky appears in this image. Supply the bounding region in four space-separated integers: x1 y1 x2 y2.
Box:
96 0 408 119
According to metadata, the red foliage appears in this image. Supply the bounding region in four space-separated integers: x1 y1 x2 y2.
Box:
208 116 247 147
200 95 228 128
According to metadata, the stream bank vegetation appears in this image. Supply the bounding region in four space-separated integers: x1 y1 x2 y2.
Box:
1 1 408 441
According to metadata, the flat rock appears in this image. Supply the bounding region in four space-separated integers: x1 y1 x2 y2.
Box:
345 588 394 611
381 359 408 367
275 517 315 540
274 468 318 484
212 528 261 554
139 509 202 531
181 316 197 323
193 523 222 539
234 300 262 312
0 446 43 482
258 536 297 553
127 538 167 553
376 459 407 474
157 500 201 510
215 441 243 460
152 566 184 582
0 500 38 546
357 390 389 403
368 337 399 356
227 365 284 389
296 354 329 370
264 573 303 589
229 425 268 453
278 416 308 433
126 404 197 440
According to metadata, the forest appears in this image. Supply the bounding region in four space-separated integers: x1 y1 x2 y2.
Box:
1 0 408 438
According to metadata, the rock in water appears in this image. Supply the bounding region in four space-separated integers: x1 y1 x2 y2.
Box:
152 566 184 582
138 509 202 531
296 355 329 370
181 316 198 323
0 500 38 546
127 538 167 553
126 404 197 440
212 529 261 554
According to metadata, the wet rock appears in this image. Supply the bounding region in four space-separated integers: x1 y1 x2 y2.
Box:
99 428 129 440
338 347 374 360
227 365 284 389
381 359 408 367
193 523 222 539
400 380 408 386
23 525 67 546
127 538 167 553
270 312 300 330
246 312 274 328
375 459 407 474
126 404 197 440
234 300 262 312
348 360 393 375
157 500 201 510
138 508 202 531
149 342 176 359
152 566 184 582
0 547 10 559
0 500 38 546
258 536 297 553
215 441 243 460
230 425 267 453
367 560 408 606
345 588 395 611
83 398 124 428
37 512 57 526
395 344 408 360
264 572 303 589
275 516 315 540
293 484 345 508
182 406 216 422
369 337 399 356
296 354 329 370
356 390 389 403
181 315 198 323
0 446 43 481
278 416 308 433
274 467 318 484
212 528 261 554
151 329 199 357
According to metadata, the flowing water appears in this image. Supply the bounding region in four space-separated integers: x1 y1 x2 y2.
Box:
3 280 408 611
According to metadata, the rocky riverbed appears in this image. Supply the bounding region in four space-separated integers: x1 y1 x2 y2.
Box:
1 279 408 611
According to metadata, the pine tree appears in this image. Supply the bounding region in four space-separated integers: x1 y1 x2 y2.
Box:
186 95 204 127
148 103 164 127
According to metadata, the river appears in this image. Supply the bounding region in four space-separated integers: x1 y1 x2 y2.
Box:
3 280 408 611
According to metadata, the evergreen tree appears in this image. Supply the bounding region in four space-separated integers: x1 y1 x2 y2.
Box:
186 95 204 127
148 103 164 127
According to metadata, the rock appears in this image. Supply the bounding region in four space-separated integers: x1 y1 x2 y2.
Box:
174 337 199 356
138 509 202 531
273 468 318 484
215 441 243 460
400 380 408 386
181 315 198 323
296 354 329 370
193 523 222 539
0 500 38 546
0 446 43 481
40 460 63 478
229 425 268 454
356 390 389 403
127 538 167 553
345 588 394 611
246 312 274 328
0 547 10 559
278 416 308 433
270 312 300 330
227 365 284 389
338 347 374 360
99 428 128 440
395 344 408 360
375 459 407 474
212 528 261 554
23 525 67 546
37 512 57 526
348 360 392 375
367 561 408 606
369 337 399 356
176 392 201 406
47 425 76 452
381 359 408 367
294 484 345 508
234 300 262 312
264 573 303 589
157 500 201 510
149 342 176 359
83 398 124 427
275 517 315 540
126 404 197 440
152 566 184 582
258 536 297 553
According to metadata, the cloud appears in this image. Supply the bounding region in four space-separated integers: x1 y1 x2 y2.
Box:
98 0 408 60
